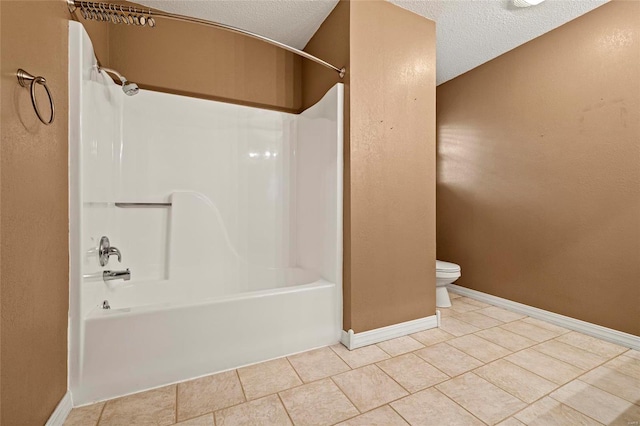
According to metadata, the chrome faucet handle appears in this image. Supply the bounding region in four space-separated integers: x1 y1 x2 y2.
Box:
108 246 122 262
98 236 123 266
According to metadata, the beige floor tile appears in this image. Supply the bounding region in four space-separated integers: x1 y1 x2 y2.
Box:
555 332 628 358
215 394 291 426
451 311 504 329
450 300 482 313
550 380 640 425
496 418 526 426
477 306 526 323
580 366 640 403
449 292 462 299
436 373 526 424
330 343 390 368
279 378 358 426
506 349 583 385
332 364 409 412
457 297 491 308
414 342 483 377
177 370 245 421
176 413 215 426
64 402 104 426
99 385 176 426
604 354 640 380
475 359 557 403
377 353 449 393
514 396 602 426
534 340 606 370
288 346 350 383
500 320 565 342
336 405 408 426
390 388 484 426
475 327 536 352
377 336 424 357
438 307 455 317
410 328 455 346
447 334 512 363
439 316 481 336
623 349 640 360
238 358 302 400
521 317 570 335
436 373 526 425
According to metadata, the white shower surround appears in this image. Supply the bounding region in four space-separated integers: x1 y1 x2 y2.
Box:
69 22 343 405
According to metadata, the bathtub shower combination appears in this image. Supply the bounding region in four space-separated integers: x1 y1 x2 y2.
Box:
69 23 343 404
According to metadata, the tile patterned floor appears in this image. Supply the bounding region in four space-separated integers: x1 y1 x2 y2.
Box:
65 293 640 426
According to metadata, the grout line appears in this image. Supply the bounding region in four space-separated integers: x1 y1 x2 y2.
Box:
276 393 296 425
375 343 394 357
387 403 414 425
172 412 218 426
175 383 179 424
371 360 416 395
328 344 387 369
326 403 375 426
285 356 306 384
95 401 107 426
546 393 606 425
399 345 453 379
328 376 362 414
235 369 248 403
435 386 491 425
447 308 510 325
330 402 418 426
348 364 443 411
328 344 355 368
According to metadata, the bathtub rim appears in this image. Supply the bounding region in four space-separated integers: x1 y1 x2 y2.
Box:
88 278 336 320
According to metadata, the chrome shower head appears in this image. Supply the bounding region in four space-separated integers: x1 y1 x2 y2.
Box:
122 81 139 96
98 66 139 96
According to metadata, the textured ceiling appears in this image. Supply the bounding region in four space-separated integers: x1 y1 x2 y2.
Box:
390 0 608 84
135 0 608 85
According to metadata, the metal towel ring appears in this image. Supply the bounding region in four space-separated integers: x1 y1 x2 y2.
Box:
16 69 55 125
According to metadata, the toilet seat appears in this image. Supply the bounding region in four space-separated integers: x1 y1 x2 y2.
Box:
436 260 461 274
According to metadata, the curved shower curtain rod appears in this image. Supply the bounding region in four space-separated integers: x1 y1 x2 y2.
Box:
67 0 346 78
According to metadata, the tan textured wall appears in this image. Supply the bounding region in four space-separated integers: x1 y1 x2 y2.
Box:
73 3 302 113
436 1 640 335
304 0 436 333
0 1 70 425
349 0 436 332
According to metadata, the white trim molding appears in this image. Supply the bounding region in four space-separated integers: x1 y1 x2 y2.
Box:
341 314 438 350
45 391 73 426
449 284 640 351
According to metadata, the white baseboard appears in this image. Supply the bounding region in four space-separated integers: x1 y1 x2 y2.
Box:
45 391 73 426
448 284 640 351
341 314 438 350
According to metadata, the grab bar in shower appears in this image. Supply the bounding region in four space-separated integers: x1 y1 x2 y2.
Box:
115 202 172 208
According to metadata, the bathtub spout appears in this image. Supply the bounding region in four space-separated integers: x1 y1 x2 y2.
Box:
103 268 131 282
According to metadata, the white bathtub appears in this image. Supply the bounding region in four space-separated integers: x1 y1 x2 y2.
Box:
69 22 343 405
75 276 339 404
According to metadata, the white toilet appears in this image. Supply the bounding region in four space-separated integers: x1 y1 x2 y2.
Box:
436 260 461 308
